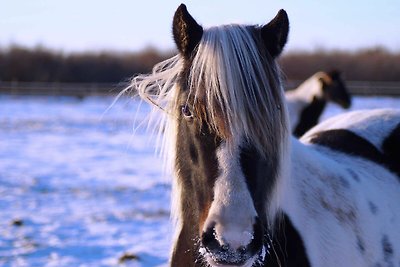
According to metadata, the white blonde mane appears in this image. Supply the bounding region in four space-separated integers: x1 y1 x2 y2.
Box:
188 24 288 158
127 23 290 234
124 54 182 165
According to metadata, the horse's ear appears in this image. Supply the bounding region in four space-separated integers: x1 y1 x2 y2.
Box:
327 70 341 80
261 10 289 58
319 77 331 95
172 4 203 59
319 77 328 88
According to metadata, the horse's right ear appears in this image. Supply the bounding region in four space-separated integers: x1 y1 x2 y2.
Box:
172 4 203 59
261 10 289 58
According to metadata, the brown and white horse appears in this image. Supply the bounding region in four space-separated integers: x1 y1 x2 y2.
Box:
129 4 400 267
285 71 351 137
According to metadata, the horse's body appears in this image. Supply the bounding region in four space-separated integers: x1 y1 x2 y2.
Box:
285 71 351 137
130 4 400 267
286 109 400 266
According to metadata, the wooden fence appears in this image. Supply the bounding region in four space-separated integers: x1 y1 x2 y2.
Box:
1 81 400 96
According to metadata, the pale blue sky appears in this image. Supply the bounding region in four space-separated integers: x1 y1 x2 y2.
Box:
1 0 399 53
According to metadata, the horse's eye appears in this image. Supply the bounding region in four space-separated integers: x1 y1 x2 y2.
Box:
181 105 193 119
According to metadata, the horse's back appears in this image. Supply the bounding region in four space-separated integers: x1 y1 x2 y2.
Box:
302 109 400 147
301 109 400 167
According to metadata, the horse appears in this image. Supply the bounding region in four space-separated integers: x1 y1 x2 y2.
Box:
129 4 400 267
285 71 352 137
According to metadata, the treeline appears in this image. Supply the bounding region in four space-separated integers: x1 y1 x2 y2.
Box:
0 46 173 83
279 47 400 82
0 45 399 83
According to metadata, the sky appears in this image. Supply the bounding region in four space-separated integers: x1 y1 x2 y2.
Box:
1 0 399 53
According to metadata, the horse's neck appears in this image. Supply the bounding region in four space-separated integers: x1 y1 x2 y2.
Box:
275 137 342 265
292 97 327 137
281 137 340 220
285 75 324 130
287 75 323 103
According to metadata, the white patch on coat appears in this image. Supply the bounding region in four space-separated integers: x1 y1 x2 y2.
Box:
203 140 257 250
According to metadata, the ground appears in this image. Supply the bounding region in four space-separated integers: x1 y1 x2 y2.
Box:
0 94 399 267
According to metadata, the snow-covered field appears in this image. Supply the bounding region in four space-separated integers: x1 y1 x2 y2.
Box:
0 94 399 267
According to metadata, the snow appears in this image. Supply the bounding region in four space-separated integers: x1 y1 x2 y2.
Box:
0 94 399 267
0 95 170 267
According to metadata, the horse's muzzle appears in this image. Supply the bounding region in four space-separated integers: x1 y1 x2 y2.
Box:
200 217 265 266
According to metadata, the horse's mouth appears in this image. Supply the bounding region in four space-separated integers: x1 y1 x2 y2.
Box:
199 245 267 267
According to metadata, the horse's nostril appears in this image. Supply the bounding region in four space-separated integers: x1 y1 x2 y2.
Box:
201 226 220 252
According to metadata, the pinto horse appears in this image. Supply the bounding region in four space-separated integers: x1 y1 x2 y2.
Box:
130 4 400 267
285 71 352 137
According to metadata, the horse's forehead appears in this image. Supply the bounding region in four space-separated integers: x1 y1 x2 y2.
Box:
176 80 233 139
197 100 232 140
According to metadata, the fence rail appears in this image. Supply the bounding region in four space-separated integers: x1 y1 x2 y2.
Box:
1 81 400 96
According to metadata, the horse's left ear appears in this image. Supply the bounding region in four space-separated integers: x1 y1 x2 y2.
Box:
261 10 289 57
327 70 341 80
319 77 328 91
172 4 203 59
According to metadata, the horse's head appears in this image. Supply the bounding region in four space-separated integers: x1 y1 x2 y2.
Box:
169 4 290 266
320 70 352 109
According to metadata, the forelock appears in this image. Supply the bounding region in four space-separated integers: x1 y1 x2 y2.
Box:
184 24 288 158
